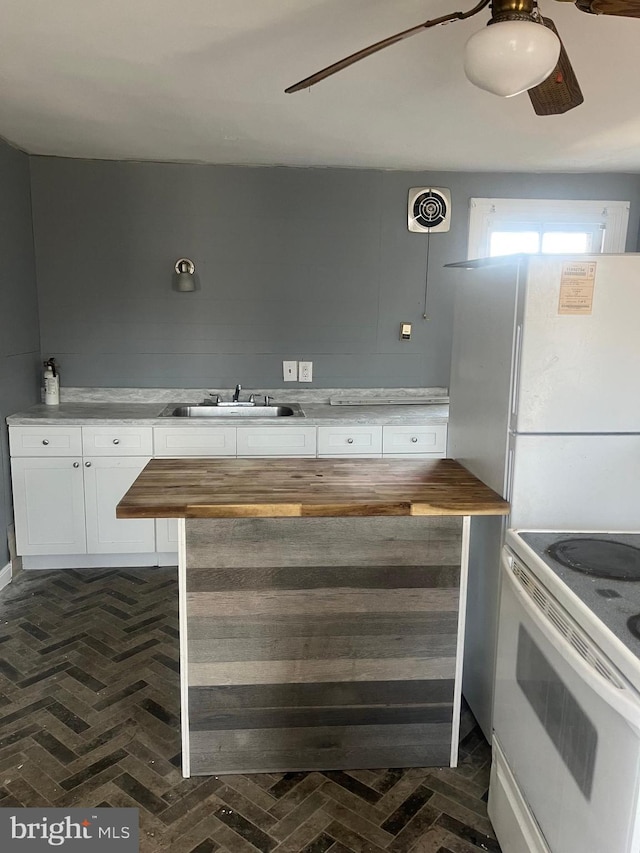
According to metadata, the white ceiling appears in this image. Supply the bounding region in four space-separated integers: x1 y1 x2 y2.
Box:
2 0 639 172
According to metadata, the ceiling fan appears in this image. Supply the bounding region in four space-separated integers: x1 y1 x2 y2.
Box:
285 0 640 115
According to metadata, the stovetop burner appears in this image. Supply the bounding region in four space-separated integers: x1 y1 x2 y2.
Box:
546 537 640 581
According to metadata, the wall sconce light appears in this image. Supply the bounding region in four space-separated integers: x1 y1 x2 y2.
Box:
174 258 197 292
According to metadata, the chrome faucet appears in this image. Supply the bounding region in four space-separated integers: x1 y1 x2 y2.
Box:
232 384 242 402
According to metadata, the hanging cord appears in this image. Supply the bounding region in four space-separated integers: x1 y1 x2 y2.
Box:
423 230 431 320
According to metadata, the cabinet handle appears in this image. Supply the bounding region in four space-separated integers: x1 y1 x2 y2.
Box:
85 461 92 467
347 438 354 444
411 436 418 443
73 462 79 468
113 439 120 445
42 439 49 445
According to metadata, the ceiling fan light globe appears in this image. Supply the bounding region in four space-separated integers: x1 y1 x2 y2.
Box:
464 20 561 98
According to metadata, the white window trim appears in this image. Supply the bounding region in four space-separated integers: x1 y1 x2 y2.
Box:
467 198 630 260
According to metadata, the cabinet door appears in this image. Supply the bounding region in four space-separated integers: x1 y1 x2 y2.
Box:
11 457 86 555
83 457 155 554
156 518 179 553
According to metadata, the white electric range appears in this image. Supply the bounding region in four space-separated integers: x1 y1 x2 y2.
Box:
489 529 640 853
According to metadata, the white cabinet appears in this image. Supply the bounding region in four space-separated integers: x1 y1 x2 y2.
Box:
10 425 82 456
9 418 448 568
156 518 179 553
11 456 86 555
83 426 153 456
10 427 155 563
317 425 382 457
83 457 155 553
237 427 317 457
154 427 236 457
12 454 154 558
382 425 447 457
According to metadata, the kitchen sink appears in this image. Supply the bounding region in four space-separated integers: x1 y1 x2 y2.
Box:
161 403 305 418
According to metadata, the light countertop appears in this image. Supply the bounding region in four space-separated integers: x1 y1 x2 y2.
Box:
6 388 449 427
6 401 448 426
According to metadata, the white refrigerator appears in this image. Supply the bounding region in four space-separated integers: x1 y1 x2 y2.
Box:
446 253 640 738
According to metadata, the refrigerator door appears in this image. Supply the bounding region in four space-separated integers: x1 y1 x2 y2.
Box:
509 433 640 529
517 254 640 434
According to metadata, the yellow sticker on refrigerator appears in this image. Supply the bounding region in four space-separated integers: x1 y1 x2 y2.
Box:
558 261 597 315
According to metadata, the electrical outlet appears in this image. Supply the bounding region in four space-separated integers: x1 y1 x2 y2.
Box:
299 361 313 382
283 360 298 381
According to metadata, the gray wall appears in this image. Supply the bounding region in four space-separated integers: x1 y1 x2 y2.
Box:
0 141 40 566
29 157 640 389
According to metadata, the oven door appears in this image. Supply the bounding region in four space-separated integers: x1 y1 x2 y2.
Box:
493 548 640 853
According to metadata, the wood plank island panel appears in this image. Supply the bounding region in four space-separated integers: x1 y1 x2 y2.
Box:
185 516 464 775
116 457 510 519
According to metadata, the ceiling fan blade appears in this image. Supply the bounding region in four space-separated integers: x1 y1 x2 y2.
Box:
284 0 490 93
574 0 640 15
528 18 584 115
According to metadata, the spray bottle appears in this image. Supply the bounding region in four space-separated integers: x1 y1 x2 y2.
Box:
43 358 60 406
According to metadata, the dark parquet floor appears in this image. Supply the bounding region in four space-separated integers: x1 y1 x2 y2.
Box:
0 565 501 853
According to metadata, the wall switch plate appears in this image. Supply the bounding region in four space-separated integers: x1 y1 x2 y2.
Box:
400 322 412 340
283 360 298 381
299 361 313 382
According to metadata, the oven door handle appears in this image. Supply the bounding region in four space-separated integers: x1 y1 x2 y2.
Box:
501 551 640 734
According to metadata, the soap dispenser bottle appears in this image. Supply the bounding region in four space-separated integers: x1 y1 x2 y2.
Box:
43 358 60 406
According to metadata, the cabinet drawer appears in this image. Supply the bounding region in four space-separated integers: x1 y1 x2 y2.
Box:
82 426 153 456
237 427 317 457
9 426 82 457
317 426 382 456
154 427 236 457
382 424 447 456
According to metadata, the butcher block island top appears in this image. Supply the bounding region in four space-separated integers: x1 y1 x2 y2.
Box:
116 457 509 519
117 457 509 778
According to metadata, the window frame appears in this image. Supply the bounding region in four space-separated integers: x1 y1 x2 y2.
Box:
467 198 630 260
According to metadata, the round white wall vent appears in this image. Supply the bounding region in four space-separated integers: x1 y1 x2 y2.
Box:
408 187 452 233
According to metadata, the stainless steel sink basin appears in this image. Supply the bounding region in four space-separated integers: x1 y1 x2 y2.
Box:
161 403 304 418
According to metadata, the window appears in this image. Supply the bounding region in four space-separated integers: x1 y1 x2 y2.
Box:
468 198 630 260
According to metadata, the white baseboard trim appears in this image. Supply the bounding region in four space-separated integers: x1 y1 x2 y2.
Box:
22 552 172 571
0 563 12 592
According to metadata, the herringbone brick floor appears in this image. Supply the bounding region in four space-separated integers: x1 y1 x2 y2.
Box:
0 566 501 853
